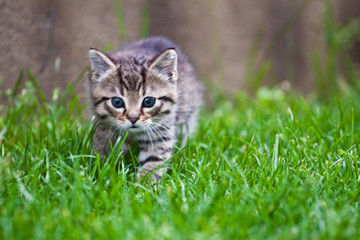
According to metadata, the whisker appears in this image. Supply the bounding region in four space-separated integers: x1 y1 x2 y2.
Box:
151 122 177 141
149 125 164 152
106 120 125 150
144 128 154 151
149 124 174 151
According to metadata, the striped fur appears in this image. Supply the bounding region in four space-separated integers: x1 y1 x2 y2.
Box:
87 37 203 183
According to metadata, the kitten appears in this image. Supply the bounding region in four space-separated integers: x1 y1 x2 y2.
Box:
87 36 203 182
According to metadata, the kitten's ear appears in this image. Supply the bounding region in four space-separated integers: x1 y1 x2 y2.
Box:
149 48 178 82
88 48 116 81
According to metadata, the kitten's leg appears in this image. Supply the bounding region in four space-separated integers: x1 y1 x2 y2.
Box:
93 122 128 159
186 108 199 138
92 123 109 157
176 108 199 146
137 133 176 182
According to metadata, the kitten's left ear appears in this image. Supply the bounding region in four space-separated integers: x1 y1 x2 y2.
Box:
88 48 116 81
149 48 178 82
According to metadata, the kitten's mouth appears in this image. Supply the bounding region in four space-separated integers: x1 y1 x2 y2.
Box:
128 125 143 133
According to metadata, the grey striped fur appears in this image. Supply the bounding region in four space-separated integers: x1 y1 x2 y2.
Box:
87 37 203 182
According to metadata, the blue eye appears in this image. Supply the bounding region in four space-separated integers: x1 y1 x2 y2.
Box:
111 97 124 108
142 97 156 108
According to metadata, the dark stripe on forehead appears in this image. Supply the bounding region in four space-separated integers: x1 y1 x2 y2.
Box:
141 67 147 95
118 84 124 95
118 69 130 91
94 97 109 106
136 78 142 92
158 96 175 104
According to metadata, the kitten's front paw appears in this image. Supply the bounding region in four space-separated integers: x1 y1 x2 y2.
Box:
136 168 164 184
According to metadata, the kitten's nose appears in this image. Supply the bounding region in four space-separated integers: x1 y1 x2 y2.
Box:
128 115 139 124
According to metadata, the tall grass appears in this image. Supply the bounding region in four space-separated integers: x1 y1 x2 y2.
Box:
1 68 360 238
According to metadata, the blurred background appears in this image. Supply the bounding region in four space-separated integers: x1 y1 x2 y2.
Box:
1 0 360 102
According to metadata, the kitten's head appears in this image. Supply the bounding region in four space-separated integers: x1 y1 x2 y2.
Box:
88 48 178 133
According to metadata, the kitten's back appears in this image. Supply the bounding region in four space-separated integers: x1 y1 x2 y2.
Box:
112 36 182 60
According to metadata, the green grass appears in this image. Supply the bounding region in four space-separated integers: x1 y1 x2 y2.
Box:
1 71 360 239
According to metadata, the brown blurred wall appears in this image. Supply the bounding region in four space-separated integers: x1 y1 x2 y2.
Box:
0 0 359 102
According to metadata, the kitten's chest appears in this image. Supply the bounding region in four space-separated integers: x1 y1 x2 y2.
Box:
122 130 157 143
119 127 174 145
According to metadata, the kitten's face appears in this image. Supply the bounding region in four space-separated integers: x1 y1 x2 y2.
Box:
88 48 178 133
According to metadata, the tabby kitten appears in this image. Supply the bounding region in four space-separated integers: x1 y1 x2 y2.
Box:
87 36 203 182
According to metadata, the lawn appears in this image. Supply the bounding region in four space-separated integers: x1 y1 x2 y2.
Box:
0 72 360 239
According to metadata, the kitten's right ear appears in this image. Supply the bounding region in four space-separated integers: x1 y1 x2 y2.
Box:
149 48 178 83
88 48 116 81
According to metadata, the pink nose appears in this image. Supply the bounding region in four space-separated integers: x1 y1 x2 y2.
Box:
128 116 139 124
